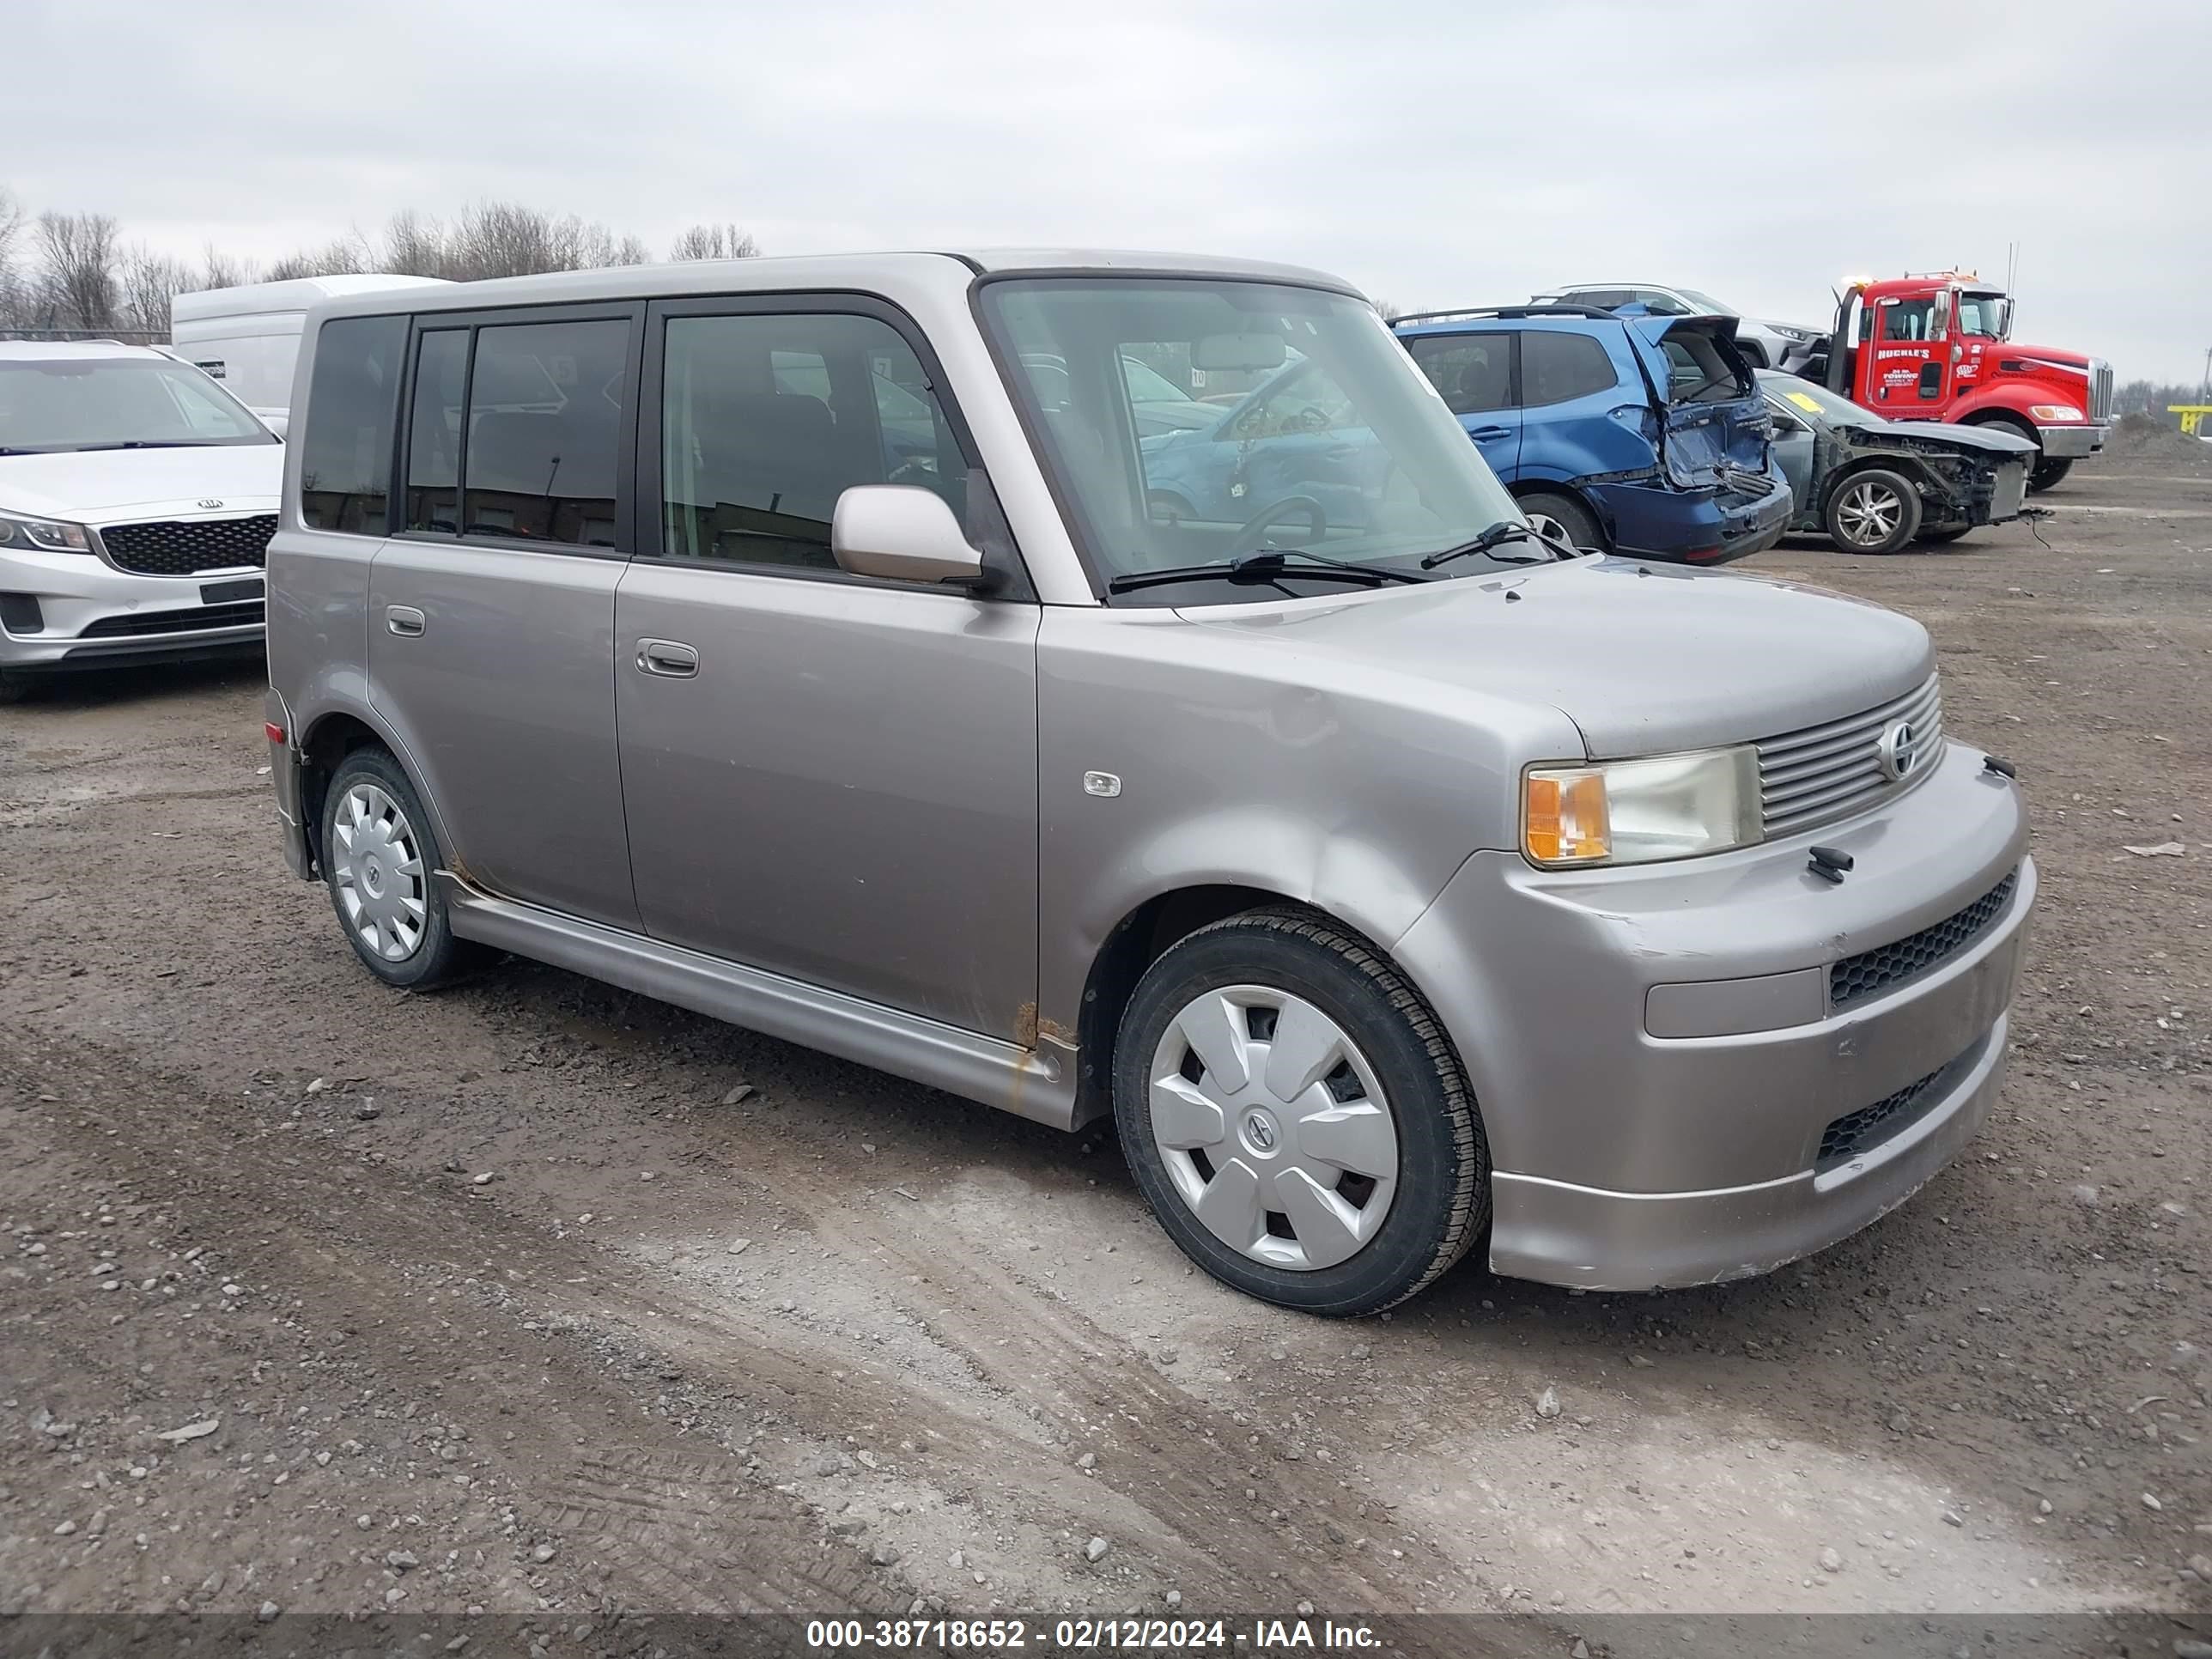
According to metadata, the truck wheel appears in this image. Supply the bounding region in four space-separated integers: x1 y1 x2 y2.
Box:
1825 469 1922 554
2028 457 2073 492
1112 908 1488 1316
1517 492 1604 554
320 747 479 989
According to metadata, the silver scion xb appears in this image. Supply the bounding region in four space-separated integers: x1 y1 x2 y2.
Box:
263 252 2033 1316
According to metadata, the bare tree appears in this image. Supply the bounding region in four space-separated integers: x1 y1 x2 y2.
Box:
669 222 760 262
0 185 27 328
1370 296 1405 324
36 210 121 330
265 230 374 283
195 243 259 292
613 234 650 266
383 209 449 278
118 242 191 333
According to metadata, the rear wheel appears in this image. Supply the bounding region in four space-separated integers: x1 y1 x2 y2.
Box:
1516 491 1605 554
319 747 477 989
1112 908 1488 1316
2028 456 2074 492
1824 468 1922 554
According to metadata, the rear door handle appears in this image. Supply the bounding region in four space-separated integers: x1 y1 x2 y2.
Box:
636 639 699 678
1468 425 1511 441
386 605 425 637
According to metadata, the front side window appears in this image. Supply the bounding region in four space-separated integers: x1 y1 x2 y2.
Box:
658 311 961 570
0 356 274 454
1878 299 1945 343
299 315 404 534
1404 333 1512 415
980 277 1524 602
1519 331 1617 407
1955 291 2011 338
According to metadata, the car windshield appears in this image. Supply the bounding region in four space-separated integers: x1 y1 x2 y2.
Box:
980 277 1526 602
0 357 274 453
1955 291 2012 338
1758 370 1882 428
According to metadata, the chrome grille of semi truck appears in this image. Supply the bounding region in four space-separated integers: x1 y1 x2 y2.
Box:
2089 359 2113 423
1758 674 1942 837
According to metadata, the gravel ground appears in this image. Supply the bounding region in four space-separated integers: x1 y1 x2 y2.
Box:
3 443 2208 1641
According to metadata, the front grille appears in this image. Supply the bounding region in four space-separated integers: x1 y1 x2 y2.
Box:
99 514 276 576
1758 674 1942 837
1831 869 2018 1010
2089 359 2114 424
76 600 264 639
1817 1062 1952 1171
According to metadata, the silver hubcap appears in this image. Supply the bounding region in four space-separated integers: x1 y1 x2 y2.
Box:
1837 480 1904 547
1148 986 1400 1271
332 783 428 962
1526 512 1574 550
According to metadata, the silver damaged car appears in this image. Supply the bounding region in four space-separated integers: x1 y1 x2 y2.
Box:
262 251 2034 1315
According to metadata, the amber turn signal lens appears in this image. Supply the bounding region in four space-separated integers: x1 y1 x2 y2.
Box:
1523 768 1611 865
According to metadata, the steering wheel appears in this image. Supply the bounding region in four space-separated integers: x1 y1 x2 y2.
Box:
1293 404 1332 432
1226 494 1328 558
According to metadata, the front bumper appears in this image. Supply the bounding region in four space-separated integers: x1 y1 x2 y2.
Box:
0 542 264 672
1394 738 2032 1290
2036 422 2107 459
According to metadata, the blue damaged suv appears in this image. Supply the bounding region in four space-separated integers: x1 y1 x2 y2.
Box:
1391 304 1793 564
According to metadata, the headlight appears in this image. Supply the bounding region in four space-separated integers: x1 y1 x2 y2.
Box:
0 509 94 553
2028 404 2084 422
1523 747 1763 867
1774 325 1822 342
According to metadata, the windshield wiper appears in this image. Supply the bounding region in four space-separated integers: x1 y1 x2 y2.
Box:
65 440 210 452
1107 550 1428 595
1419 518 1576 569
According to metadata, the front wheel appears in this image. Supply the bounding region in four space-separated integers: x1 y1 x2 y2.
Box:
320 747 477 989
1113 909 1488 1316
1825 468 1923 553
2028 456 2073 492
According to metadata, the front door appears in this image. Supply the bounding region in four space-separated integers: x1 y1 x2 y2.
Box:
613 299 1041 1040
368 305 642 930
1869 292 1954 412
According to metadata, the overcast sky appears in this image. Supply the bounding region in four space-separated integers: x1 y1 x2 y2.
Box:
16 0 2210 383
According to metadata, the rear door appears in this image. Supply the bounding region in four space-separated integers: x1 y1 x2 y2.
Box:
612 296 1040 1039
368 303 642 929
1400 331 1522 478
1626 317 1772 487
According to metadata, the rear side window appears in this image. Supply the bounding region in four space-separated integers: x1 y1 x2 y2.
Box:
299 315 405 535
657 311 963 571
398 315 631 548
1519 331 1617 407
1404 334 1511 415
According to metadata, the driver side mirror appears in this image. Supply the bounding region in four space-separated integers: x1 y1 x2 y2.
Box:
831 486 984 586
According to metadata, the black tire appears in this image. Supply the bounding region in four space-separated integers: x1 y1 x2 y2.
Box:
319 746 477 989
0 671 34 706
2028 456 2073 492
1112 908 1489 1316
1517 490 1605 554
1822 467 1923 554
1917 523 1974 545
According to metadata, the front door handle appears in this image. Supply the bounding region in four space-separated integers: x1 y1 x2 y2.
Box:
386 605 425 637
636 639 700 678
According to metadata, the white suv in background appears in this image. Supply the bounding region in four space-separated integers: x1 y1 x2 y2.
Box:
1532 283 1829 372
0 341 282 701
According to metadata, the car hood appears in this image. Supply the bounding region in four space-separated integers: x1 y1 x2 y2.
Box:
0 444 283 523
1180 556 1932 758
1875 421 2039 456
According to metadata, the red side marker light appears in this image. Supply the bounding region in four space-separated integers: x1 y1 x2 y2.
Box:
264 722 286 744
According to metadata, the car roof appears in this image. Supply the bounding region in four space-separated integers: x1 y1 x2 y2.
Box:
312 249 1363 323
0 339 168 363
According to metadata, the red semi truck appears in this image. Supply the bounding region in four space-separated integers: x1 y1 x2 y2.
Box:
1806 272 2111 492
